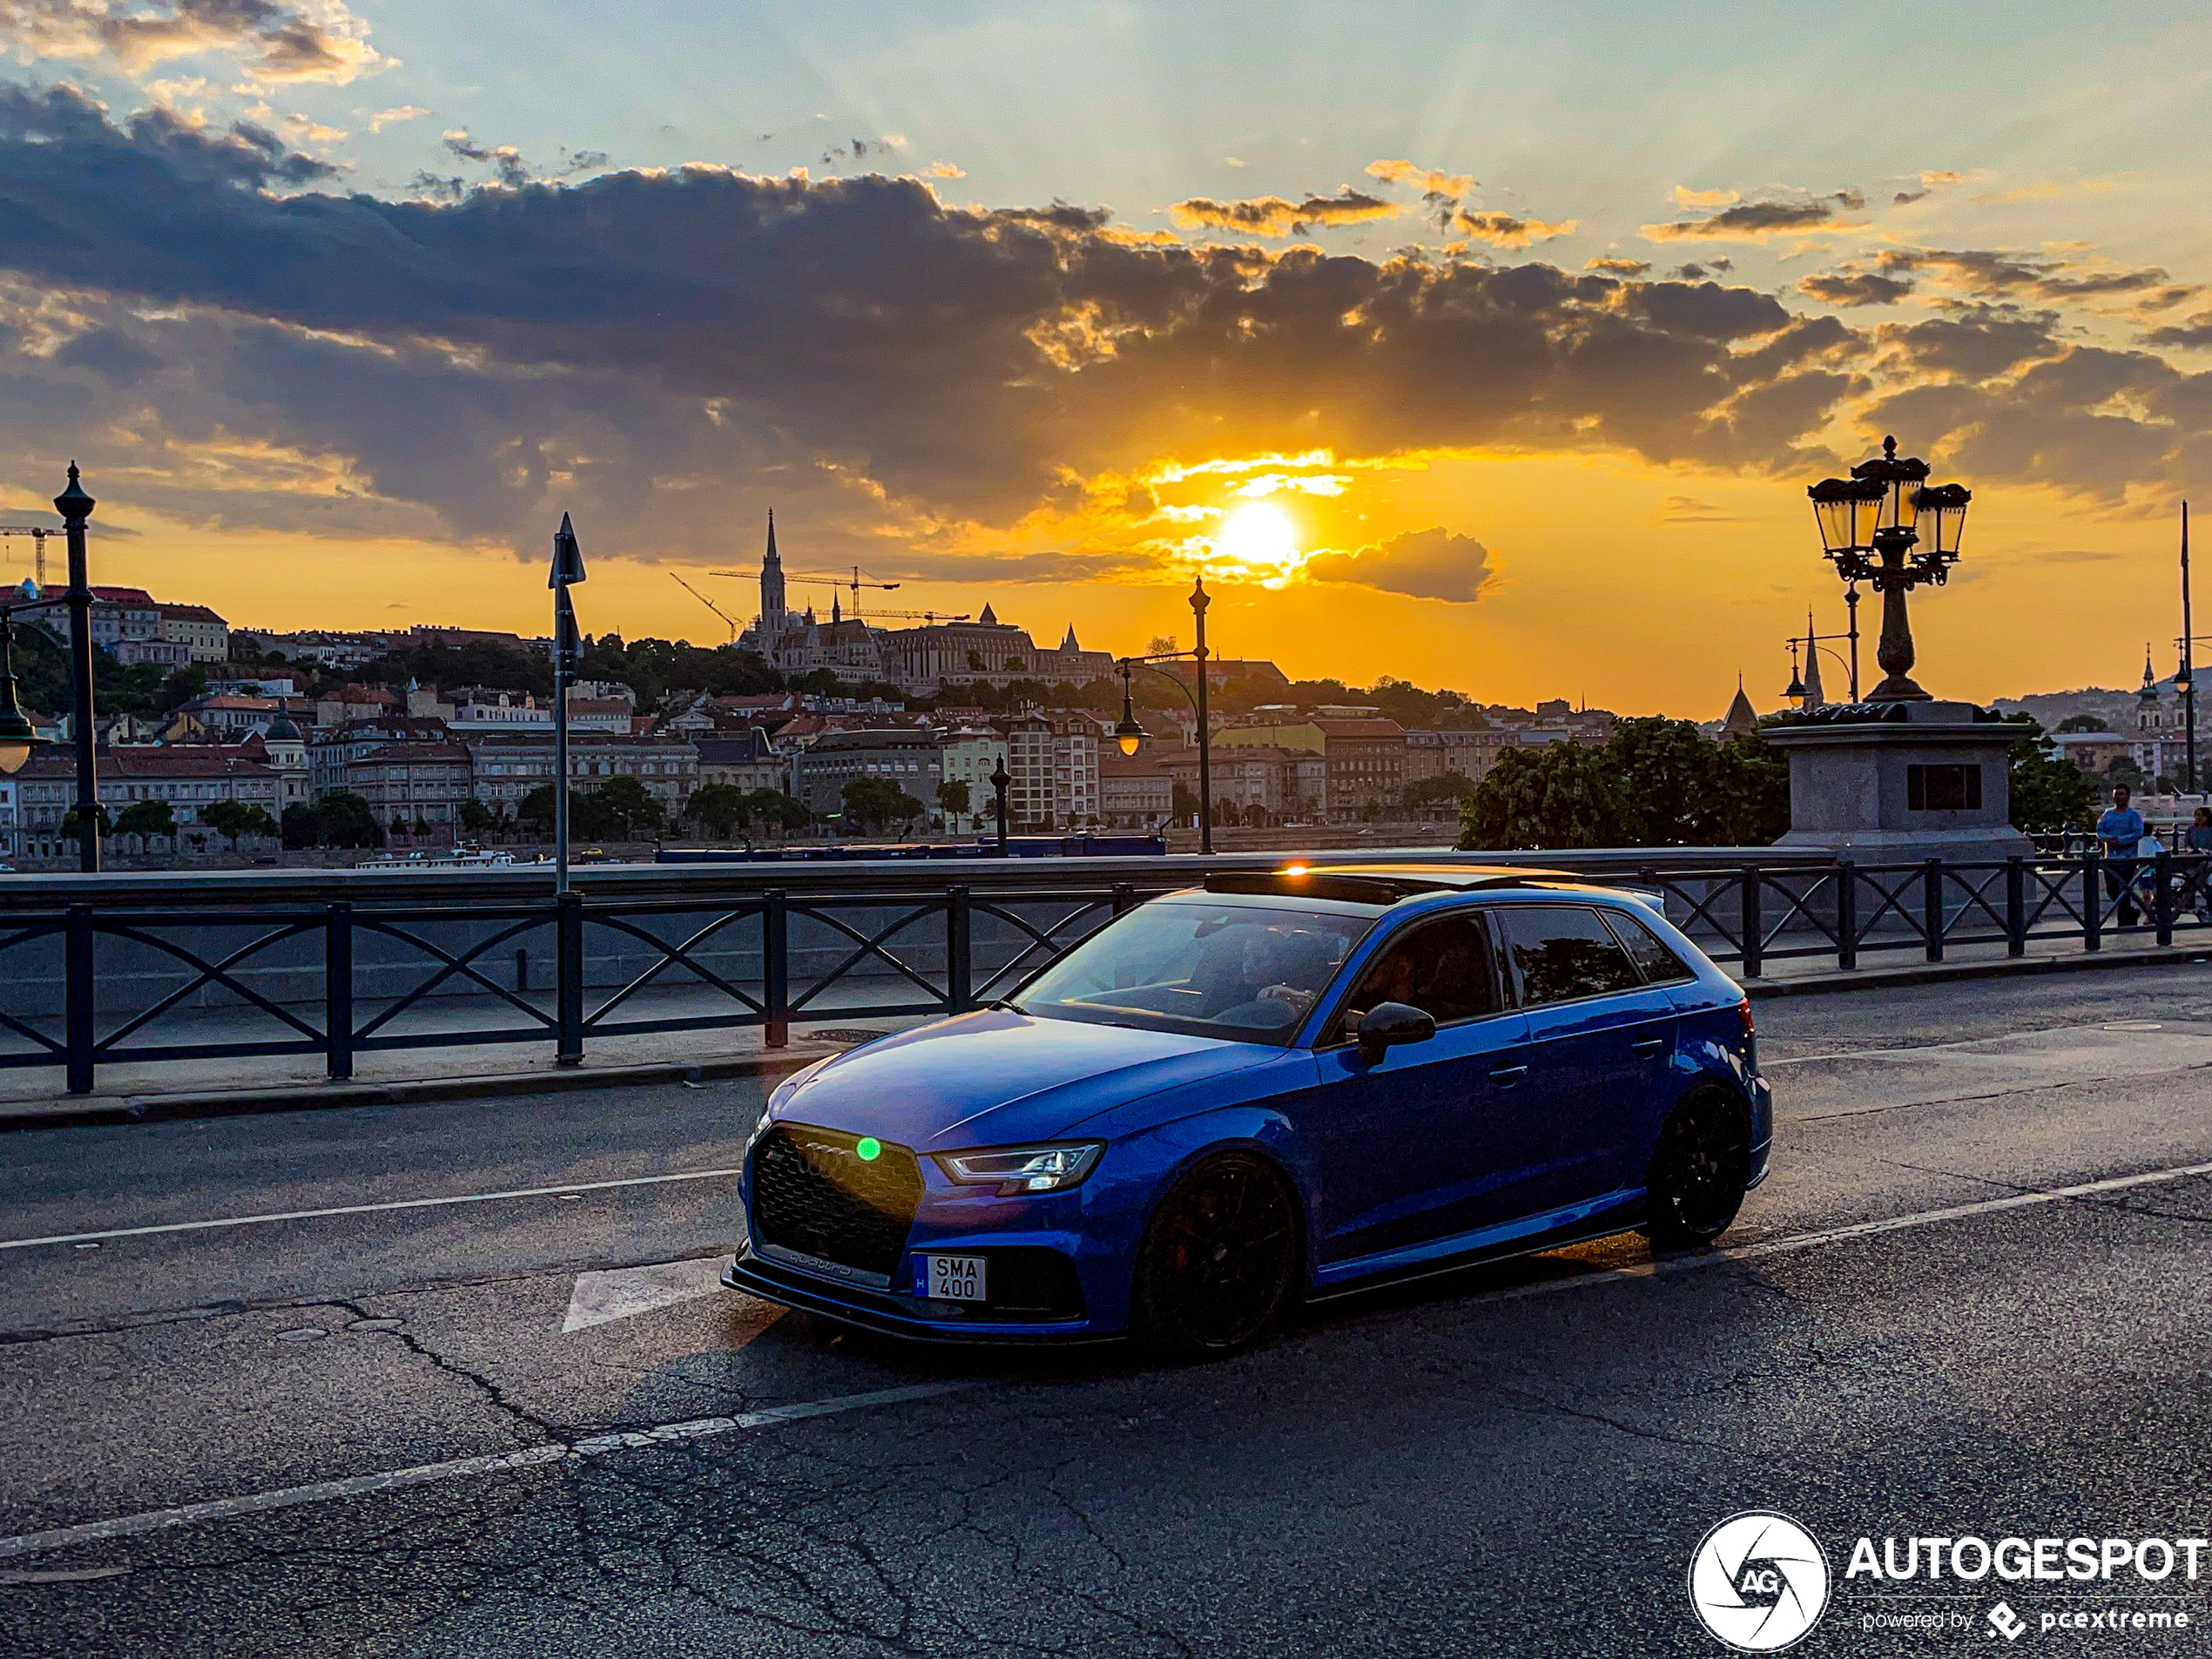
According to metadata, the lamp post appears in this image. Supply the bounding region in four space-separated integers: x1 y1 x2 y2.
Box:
1110 575 1216 852
1807 436 1969 702
2179 502 2195 795
1783 611 1858 705
548 512 586 895
1190 576 1211 855
0 579 55 779
54 464 98 870
989 755 1010 854
1114 647 1216 852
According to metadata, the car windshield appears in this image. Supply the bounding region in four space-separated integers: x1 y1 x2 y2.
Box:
1016 898 1375 1045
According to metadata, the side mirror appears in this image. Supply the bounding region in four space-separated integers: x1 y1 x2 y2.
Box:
1357 1001 1436 1061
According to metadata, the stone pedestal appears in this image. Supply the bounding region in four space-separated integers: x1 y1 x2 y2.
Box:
1762 700 2031 865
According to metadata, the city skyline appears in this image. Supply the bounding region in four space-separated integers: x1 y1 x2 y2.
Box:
0 3 2209 712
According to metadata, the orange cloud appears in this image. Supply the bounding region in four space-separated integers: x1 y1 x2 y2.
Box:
1365 158 1474 200
1170 188 1397 237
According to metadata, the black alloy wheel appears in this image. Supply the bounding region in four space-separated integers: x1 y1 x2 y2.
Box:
1132 1153 1302 1359
1643 1090 1752 1250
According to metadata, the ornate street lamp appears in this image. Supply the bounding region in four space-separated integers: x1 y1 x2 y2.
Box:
1807 436 1970 702
1783 610 1858 706
0 581 54 775
1109 576 1215 850
1113 669 1146 758
546 510 586 921
52 463 98 869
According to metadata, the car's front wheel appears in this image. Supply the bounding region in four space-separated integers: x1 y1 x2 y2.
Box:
1132 1152 1301 1359
1643 1089 1752 1250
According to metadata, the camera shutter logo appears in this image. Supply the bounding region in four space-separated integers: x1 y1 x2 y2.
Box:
1688 1511 1831 1651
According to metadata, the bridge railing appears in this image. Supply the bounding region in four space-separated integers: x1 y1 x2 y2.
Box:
0 846 2198 1094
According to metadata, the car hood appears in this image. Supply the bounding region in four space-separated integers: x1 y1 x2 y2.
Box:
768 1009 1275 1150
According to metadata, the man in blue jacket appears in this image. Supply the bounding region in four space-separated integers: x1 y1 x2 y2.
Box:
2098 785 2148 926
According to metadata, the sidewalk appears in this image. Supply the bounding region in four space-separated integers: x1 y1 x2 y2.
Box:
4 934 2208 1131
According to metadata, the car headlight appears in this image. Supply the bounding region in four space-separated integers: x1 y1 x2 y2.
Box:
933 1141 1104 1196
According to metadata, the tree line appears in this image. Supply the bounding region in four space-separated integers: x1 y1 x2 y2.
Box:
1453 713 2095 851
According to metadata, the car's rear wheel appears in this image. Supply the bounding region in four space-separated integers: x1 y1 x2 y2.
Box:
1132 1153 1301 1359
1643 1089 1751 1250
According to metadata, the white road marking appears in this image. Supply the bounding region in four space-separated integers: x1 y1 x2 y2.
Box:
0 1380 973 1561
0 1168 746 1252
563 1257 763 1334
1766 1021 2212 1067
5 1157 2209 1564
1448 1157 2212 1311
0 1565 132 1584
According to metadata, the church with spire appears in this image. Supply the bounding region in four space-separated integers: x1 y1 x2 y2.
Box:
738 511 887 680
736 511 1113 694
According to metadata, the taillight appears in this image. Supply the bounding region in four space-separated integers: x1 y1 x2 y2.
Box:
1736 998 1755 1039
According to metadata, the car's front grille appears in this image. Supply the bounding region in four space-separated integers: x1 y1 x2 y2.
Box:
751 1123 922 1279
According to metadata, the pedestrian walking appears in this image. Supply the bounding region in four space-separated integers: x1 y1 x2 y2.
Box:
2097 785 2147 927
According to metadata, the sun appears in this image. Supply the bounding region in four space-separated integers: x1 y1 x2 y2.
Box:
1215 502 1301 579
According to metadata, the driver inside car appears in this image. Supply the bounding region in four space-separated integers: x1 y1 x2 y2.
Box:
1208 929 1337 1028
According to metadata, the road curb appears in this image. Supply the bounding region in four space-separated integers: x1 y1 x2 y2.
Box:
1743 942 2212 999
0 1044 841 1134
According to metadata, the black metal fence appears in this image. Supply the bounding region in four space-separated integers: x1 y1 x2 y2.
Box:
0 847 2199 1095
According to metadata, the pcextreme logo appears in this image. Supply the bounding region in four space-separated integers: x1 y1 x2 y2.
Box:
1688 1511 1832 1652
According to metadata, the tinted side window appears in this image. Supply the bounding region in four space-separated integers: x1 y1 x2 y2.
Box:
1497 907 1643 1005
1603 910 1696 984
1332 914 1501 1039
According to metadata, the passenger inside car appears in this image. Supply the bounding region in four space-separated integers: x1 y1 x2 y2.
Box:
1332 916 1500 1039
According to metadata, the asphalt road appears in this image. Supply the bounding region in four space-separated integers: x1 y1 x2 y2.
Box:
3 966 2211 1656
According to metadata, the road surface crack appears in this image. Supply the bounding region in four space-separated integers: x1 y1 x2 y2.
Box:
331 1298 563 1443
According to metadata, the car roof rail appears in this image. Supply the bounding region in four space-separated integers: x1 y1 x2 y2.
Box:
1203 871 1406 905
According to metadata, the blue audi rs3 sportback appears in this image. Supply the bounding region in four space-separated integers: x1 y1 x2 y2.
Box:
725 865 1771 1358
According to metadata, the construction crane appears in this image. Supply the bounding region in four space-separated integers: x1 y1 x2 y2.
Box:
0 526 51 588
835 606 972 624
781 584 971 628
668 570 742 644
709 563 901 618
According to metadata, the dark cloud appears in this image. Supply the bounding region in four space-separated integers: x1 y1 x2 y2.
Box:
1865 345 2199 502
1798 270 1915 307
0 0 381 82
1879 310 2066 381
0 82 2199 558
1892 190 1929 206
1879 246 2197 308
1450 208 1573 246
1587 257 1650 278
2146 312 2212 351
1170 189 1397 237
1615 280 1789 341
1304 527 1495 603
1647 191 1864 240
994 200 1113 234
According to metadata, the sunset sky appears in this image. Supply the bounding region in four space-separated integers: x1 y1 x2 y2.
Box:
0 1 2209 715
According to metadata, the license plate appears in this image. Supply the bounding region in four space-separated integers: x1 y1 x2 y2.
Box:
920 1253 987 1302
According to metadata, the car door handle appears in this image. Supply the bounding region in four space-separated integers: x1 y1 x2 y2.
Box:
1630 1036 1668 1055
1487 1063 1528 1085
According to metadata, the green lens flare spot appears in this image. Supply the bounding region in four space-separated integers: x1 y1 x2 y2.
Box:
855 1137 882 1162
